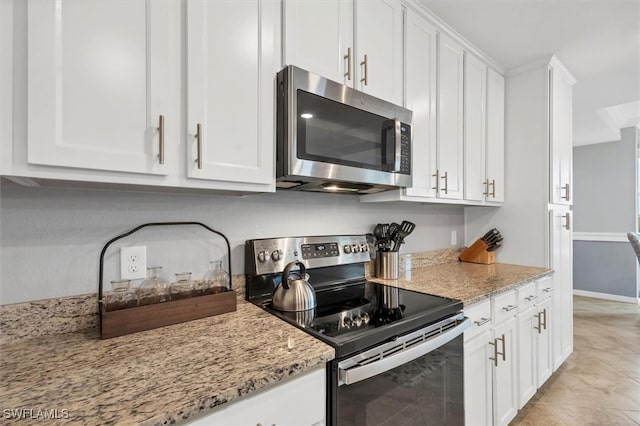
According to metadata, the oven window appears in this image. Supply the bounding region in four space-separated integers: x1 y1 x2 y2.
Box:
336 336 464 426
296 90 394 171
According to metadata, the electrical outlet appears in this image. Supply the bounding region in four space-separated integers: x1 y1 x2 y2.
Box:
451 231 457 246
120 246 147 280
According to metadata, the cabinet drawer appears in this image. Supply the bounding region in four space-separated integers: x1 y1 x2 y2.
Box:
493 290 518 323
536 276 554 301
517 282 538 311
463 299 492 342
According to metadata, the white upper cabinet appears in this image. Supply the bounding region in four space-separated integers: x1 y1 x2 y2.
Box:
486 68 505 202
27 0 173 176
404 8 437 198
550 65 574 205
436 32 464 200
282 0 352 84
463 52 487 202
185 0 278 186
354 0 403 104
282 0 402 105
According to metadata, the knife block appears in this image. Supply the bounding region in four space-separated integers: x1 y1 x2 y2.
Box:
459 240 496 265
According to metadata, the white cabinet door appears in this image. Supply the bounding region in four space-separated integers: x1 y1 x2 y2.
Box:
354 0 403 104
282 0 352 84
550 66 573 205
436 32 464 200
404 8 437 198
550 205 573 369
536 296 553 386
186 0 278 186
463 52 487 202
486 68 505 202
492 316 518 426
186 367 326 426
27 0 172 175
517 305 537 409
464 330 493 426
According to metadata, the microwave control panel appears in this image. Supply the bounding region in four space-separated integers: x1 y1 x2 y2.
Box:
399 124 411 174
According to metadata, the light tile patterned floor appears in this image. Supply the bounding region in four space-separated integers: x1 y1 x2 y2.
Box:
511 296 640 425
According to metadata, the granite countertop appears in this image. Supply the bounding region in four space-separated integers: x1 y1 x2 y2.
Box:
0 300 334 425
370 260 552 306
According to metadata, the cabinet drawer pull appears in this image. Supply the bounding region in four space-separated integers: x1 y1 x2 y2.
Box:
157 114 165 165
564 213 571 230
195 123 203 169
360 54 368 85
344 47 352 81
543 287 554 293
502 304 517 312
441 171 448 194
474 317 491 327
525 295 538 302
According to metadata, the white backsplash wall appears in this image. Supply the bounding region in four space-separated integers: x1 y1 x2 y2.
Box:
0 180 464 304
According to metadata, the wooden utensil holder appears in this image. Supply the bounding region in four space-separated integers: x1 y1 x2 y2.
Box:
98 222 235 339
459 239 496 265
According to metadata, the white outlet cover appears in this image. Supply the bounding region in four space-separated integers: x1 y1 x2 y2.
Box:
120 246 147 280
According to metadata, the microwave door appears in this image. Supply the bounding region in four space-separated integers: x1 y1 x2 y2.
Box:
381 119 401 173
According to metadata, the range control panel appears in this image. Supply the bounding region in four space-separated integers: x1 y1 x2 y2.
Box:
246 235 372 276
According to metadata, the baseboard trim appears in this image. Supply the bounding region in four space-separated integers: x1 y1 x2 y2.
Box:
573 289 639 304
572 232 629 242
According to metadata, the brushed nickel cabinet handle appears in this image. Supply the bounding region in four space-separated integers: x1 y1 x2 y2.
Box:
491 179 496 197
195 123 203 169
543 287 554 293
488 338 499 367
344 47 352 81
441 171 448 194
483 179 489 196
157 114 165 165
564 213 570 230
562 183 570 201
542 308 547 330
500 334 506 361
525 295 538 302
360 54 368 85
502 304 517 312
432 169 440 192
474 317 491 327
534 311 542 334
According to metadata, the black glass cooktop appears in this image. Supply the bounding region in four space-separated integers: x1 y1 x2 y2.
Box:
262 280 462 358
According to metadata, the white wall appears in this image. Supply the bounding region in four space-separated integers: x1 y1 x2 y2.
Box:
0 180 464 304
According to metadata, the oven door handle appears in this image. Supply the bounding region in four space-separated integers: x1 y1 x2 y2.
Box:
338 316 470 386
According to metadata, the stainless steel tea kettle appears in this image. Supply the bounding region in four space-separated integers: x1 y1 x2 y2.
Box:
272 261 316 312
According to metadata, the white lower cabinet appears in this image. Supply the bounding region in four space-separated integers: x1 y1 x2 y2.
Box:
463 290 520 426
186 367 326 426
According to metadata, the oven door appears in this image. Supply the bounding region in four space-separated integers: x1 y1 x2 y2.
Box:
332 314 470 426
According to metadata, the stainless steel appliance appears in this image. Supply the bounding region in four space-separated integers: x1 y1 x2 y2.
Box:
276 66 413 194
246 235 470 425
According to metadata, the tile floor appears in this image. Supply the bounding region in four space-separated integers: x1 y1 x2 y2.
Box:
512 296 640 425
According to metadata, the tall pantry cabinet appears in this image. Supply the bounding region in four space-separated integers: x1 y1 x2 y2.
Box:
465 56 576 368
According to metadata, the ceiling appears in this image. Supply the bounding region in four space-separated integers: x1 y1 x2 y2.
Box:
418 0 640 146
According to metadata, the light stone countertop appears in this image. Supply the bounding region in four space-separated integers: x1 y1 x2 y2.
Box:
370 260 552 306
0 300 334 425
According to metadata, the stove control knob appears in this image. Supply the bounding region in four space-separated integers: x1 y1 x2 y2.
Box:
343 245 353 254
271 250 283 261
257 251 269 263
352 244 360 253
343 317 353 329
353 316 363 327
361 313 370 325
360 244 368 252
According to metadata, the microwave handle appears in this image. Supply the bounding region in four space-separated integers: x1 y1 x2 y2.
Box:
381 119 402 173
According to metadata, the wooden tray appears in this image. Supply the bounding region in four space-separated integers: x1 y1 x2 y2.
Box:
459 240 496 265
101 290 237 339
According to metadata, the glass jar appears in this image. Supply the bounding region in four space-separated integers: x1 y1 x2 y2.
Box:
138 266 171 306
202 260 230 294
103 279 137 312
170 272 194 300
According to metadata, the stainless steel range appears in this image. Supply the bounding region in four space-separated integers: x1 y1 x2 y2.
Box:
245 235 469 426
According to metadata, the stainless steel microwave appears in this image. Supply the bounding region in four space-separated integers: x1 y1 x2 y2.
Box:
276 66 413 194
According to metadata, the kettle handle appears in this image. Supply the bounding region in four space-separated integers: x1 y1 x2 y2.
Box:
281 261 306 290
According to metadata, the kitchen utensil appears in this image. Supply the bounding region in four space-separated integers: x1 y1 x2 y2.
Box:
392 220 416 251
272 261 317 312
